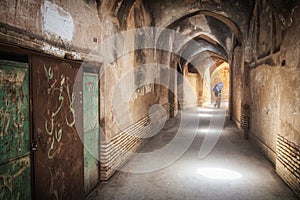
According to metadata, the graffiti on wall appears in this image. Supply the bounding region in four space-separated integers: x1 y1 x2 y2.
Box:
0 61 31 199
0 66 29 161
43 65 76 159
0 156 31 199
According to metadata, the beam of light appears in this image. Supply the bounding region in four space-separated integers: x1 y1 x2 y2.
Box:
197 128 221 134
198 113 212 117
197 129 209 133
196 168 242 180
195 107 215 112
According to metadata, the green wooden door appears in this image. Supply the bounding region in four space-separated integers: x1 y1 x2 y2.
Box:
83 72 99 193
0 60 31 199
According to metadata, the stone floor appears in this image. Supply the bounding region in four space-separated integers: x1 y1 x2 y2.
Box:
87 107 298 200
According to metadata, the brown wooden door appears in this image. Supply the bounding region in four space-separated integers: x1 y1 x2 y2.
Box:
32 55 84 200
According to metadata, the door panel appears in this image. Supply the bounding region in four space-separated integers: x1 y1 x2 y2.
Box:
32 55 84 199
83 72 99 194
0 60 31 199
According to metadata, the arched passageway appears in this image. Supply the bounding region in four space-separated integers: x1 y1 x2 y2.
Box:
0 0 299 199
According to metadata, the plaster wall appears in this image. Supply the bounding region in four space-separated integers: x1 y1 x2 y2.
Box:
247 0 300 162
101 0 155 140
0 0 104 57
183 67 203 108
246 1 300 195
231 46 243 125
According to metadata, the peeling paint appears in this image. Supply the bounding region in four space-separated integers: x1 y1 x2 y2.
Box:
42 43 66 58
41 0 74 42
0 60 31 199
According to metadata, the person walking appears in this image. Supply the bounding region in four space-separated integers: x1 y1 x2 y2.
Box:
215 90 222 108
213 82 223 108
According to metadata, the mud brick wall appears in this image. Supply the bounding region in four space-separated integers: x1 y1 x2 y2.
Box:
276 135 300 197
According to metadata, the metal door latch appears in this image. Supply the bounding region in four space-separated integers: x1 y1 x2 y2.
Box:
31 141 38 152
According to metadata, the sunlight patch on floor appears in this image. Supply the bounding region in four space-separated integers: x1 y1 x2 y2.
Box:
196 168 242 180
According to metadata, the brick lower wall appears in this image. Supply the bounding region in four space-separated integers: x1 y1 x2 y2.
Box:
276 135 300 197
100 108 166 180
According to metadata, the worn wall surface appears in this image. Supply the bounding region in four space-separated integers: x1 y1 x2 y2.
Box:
250 65 280 162
247 0 300 196
231 46 243 125
183 69 203 108
147 0 252 35
98 0 169 180
278 6 300 147
102 0 153 140
275 11 300 195
0 0 104 58
247 0 299 160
